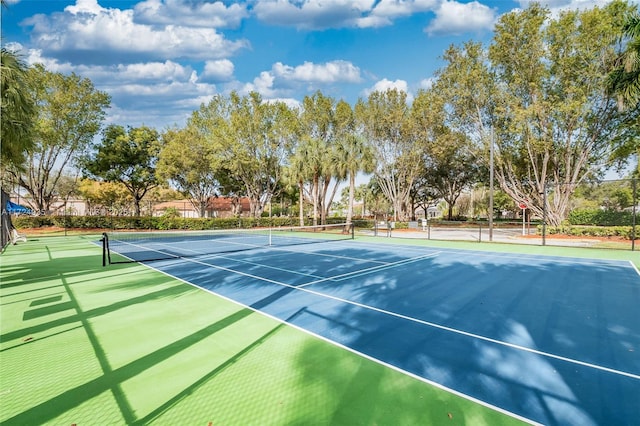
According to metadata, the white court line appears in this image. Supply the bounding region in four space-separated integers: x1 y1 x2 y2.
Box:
347 239 639 268
151 241 330 280
153 251 640 382
629 260 640 277
298 252 441 288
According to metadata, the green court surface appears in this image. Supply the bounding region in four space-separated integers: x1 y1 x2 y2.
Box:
0 235 528 425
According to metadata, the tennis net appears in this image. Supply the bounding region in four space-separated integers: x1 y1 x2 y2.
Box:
102 223 354 265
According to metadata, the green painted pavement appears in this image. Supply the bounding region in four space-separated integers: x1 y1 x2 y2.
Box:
1 236 529 425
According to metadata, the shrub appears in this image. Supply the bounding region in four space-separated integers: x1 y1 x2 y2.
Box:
568 208 638 226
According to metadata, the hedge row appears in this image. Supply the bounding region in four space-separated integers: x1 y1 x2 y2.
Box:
12 215 349 231
542 225 638 240
568 209 638 226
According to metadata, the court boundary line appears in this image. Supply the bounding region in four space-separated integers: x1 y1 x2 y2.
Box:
346 239 639 267
152 252 640 382
107 239 640 381
137 258 542 426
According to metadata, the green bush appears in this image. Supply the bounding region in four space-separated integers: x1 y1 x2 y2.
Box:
568 208 638 226
541 225 638 240
12 215 355 231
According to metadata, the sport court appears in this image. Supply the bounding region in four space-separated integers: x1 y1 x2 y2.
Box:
102 226 640 425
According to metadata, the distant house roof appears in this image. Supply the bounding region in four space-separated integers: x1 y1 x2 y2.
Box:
208 196 251 211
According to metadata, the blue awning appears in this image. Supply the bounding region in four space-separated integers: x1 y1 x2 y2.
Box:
6 200 32 214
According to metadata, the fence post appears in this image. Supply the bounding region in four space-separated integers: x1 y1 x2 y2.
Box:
541 183 547 246
633 178 637 251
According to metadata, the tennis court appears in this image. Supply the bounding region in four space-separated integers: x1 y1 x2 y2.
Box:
102 226 640 425
1 230 639 425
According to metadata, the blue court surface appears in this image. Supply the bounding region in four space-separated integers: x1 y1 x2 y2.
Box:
109 237 640 425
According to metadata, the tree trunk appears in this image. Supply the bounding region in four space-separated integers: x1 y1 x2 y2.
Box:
346 172 355 224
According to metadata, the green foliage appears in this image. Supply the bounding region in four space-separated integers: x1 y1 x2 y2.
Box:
83 125 161 216
0 46 35 168
11 64 110 212
567 208 638 226
12 215 349 231
158 125 224 218
544 224 637 240
160 207 181 219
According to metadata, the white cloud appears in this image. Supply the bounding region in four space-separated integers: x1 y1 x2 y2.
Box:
242 71 279 98
133 0 248 28
425 1 496 36
241 60 362 99
202 59 235 82
273 60 362 84
16 44 217 128
418 78 435 90
253 0 441 30
21 0 249 64
115 60 193 82
254 0 373 30
363 78 412 100
366 0 437 25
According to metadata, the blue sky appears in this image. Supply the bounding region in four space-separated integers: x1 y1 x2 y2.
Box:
1 0 627 131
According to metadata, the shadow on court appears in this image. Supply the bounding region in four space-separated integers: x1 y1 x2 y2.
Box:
153 244 639 426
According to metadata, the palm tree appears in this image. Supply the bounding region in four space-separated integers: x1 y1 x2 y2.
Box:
1 43 35 169
608 12 640 110
287 148 309 226
333 100 375 225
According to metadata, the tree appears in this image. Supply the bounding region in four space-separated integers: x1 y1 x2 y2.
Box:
77 178 132 215
356 89 421 221
490 3 635 225
334 100 374 225
437 2 636 226
83 125 162 216
608 8 640 175
10 64 110 212
412 89 484 220
158 126 221 217
1 45 34 169
211 92 297 218
297 91 347 226
608 10 640 110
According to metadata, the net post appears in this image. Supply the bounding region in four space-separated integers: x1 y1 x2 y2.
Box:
101 232 110 266
269 227 272 246
351 222 354 239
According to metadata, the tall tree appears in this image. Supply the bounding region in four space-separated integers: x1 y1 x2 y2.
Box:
84 125 162 216
299 91 340 226
334 99 374 225
12 64 110 212
489 2 634 225
608 10 640 110
437 2 635 226
212 92 297 218
608 8 640 175
356 89 420 221
1 45 34 169
158 126 221 217
412 89 484 220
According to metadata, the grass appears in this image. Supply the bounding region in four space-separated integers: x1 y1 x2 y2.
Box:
0 235 528 425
